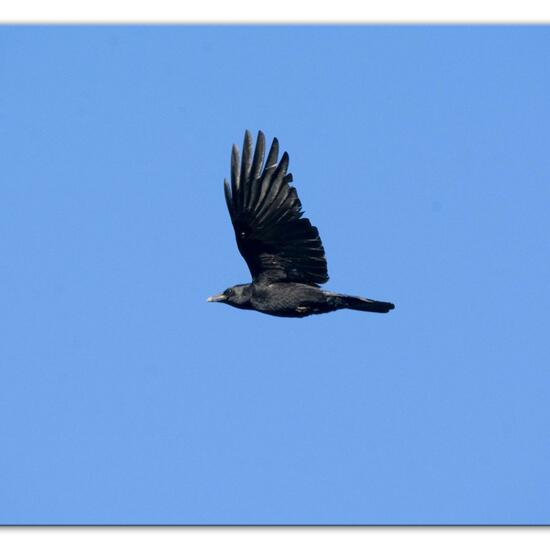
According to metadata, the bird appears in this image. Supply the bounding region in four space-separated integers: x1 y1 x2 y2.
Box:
207 130 395 318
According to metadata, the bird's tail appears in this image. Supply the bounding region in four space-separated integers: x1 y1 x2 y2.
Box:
325 292 395 314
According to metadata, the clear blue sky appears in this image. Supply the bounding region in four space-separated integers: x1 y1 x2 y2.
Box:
1 26 549 525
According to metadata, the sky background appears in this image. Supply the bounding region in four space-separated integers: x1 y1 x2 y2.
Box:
1 26 549 525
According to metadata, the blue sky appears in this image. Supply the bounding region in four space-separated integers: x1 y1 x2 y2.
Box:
1 26 549 524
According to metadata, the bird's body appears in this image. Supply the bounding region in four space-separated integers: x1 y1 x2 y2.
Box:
208 131 395 318
209 282 394 318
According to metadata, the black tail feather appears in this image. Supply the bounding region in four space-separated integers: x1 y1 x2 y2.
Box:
326 292 395 314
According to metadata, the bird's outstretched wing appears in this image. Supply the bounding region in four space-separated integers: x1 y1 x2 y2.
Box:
224 130 329 286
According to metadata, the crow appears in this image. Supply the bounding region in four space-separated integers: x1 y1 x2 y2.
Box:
207 131 395 318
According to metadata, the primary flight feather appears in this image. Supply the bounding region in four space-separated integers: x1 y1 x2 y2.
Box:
208 130 395 318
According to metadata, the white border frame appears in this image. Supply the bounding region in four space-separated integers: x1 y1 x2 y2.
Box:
0 6 548 548
0 527 549 550
1 0 550 23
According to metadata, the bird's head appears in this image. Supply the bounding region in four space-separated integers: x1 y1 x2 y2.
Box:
207 284 251 309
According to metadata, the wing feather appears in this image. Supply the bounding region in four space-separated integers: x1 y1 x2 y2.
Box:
224 130 329 285
246 131 265 211
230 145 241 211
240 130 253 210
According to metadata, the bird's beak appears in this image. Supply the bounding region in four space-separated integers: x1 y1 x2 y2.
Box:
207 293 227 303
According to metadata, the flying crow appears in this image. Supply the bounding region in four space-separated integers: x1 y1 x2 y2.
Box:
208 131 395 318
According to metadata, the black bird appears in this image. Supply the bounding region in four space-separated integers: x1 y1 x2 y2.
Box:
208 131 395 318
